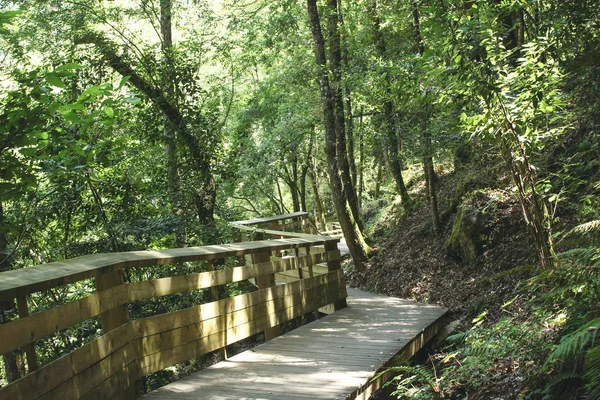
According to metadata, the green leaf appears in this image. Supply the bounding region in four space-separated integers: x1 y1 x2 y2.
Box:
105 107 115 118
54 63 83 72
117 76 131 90
62 111 79 123
46 73 66 88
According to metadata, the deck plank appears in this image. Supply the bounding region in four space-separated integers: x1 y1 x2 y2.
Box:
144 288 447 400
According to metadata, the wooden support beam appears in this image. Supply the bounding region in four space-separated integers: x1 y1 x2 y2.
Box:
95 270 129 333
206 260 226 360
16 295 37 372
253 250 282 341
324 241 347 311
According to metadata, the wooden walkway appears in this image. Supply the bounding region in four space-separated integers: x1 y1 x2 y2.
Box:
144 288 447 400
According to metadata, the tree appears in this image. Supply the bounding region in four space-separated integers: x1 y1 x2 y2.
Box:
306 0 370 271
367 0 411 206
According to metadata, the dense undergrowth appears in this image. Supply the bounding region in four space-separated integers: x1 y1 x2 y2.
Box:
353 145 600 399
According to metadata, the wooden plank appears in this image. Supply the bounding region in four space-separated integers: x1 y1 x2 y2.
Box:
0 323 136 399
38 339 140 400
144 289 448 400
138 277 346 358
231 211 309 226
0 238 339 301
127 250 337 302
79 360 140 400
138 280 346 376
0 292 104 355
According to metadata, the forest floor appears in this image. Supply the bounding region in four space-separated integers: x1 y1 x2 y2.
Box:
346 161 549 399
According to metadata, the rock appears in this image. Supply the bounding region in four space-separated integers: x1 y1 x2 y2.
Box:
446 192 494 264
432 320 462 348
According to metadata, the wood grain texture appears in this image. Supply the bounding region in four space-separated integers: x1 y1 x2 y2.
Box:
0 238 339 301
144 288 447 400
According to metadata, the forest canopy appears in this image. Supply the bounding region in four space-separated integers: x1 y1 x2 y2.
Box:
1 0 600 398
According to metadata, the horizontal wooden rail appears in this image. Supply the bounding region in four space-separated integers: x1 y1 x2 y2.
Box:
0 217 347 399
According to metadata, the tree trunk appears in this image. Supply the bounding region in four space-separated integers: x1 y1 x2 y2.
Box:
423 129 441 236
369 0 411 206
340 6 358 190
412 0 440 235
327 0 363 231
300 166 308 212
345 93 357 189
306 0 370 270
309 166 327 232
160 0 186 246
358 113 365 208
374 160 383 199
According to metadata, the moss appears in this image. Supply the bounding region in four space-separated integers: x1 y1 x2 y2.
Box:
446 192 495 264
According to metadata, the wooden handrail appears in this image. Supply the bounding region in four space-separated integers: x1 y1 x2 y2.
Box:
0 217 347 399
230 211 310 226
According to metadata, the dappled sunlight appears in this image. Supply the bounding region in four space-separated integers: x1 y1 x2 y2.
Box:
144 285 447 399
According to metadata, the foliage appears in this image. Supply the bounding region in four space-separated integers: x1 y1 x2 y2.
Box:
377 364 442 400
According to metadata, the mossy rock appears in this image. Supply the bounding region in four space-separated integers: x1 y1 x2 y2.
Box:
446 192 495 264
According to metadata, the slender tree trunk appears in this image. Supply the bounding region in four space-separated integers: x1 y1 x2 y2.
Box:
496 100 555 267
309 166 327 232
374 160 383 199
339 5 358 190
306 0 370 270
358 113 365 208
423 129 440 235
369 0 411 206
327 0 363 231
345 93 357 189
412 0 440 235
300 167 308 212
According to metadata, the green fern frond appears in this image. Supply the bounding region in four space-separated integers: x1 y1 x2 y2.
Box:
558 247 600 264
584 345 600 399
446 331 470 344
564 220 600 238
542 371 583 394
545 317 600 368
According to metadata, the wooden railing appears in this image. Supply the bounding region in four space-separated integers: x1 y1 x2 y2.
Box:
0 213 346 399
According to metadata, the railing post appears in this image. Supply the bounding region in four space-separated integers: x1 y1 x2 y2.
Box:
206 260 227 360
251 232 282 341
16 295 37 372
324 241 347 311
95 269 129 333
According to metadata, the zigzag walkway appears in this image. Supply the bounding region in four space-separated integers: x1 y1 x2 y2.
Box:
145 287 447 400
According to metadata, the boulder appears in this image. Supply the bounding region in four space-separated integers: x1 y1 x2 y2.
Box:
446 192 493 264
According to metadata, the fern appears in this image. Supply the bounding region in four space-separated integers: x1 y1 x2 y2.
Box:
376 365 441 399
446 331 470 344
545 317 600 368
584 345 600 400
541 372 583 395
564 219 600 237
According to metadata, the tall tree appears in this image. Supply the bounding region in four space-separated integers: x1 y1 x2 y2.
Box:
159 0 186 246
367 0 411 206
306 0 370 271
327 0 363 230
411 0 440 236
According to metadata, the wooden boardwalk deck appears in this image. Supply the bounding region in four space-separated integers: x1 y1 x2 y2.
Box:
144 288 447 400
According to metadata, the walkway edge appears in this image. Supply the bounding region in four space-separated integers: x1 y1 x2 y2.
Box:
348 308 449 400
